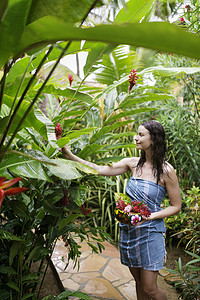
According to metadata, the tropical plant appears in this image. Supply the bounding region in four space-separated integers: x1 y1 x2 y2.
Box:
166 250 200 300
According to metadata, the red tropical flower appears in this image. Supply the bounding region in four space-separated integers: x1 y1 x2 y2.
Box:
68 74 74 86
0 177 28 208
128 69 137 93
55 123 62 140
81 204 92 215
185 5 190 12
60 188 70 207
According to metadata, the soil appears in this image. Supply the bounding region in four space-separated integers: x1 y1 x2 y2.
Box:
38 246 187 300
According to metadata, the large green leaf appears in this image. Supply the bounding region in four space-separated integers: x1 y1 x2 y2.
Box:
104 107 157 125
83 42 115 78
0 230 24 241
0 0 32 67
66 128 96 141
115 0 154 23
2 95 48 138
117 93 174 109
14 17 200 63
139 66 200 77
34 109 58 148
78 144 104 159
90 120 133 143
9 201 29 219
27 0 97 24
0 0 8 21
58 214 81 231
0 152 51 181
41 85 94 104
46 158 97 180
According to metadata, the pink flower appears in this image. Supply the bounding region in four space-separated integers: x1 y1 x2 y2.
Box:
55 123 62 140
130 214 141 225
124 204 132 213
68 74 74 86
128 69 137 93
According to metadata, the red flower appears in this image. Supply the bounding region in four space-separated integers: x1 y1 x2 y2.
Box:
128 69 137 93
152 116 155 120
0 177 28 209
55 123 62 140
185 5 190 12
68 74 74 86
180 17 185 22
116 197 127 210
81 204 92 215
60 188 70 207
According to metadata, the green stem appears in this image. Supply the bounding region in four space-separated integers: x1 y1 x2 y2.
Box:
2 42 73 158
0 45 54 155
0 63 8 112
0 56 33 146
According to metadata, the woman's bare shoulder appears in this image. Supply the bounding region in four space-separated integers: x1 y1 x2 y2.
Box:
163 162 177 181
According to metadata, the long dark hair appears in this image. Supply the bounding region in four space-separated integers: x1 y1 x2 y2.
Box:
136 120 167 184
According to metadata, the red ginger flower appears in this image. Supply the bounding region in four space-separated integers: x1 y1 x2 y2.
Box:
81 204 92 215
60 188 70 207
0 177 28 209
55 123 62 140
185 5 190 12
68 74 74 86
128 69 137 93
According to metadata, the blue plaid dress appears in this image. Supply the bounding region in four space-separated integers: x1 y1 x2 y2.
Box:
119 177 166 271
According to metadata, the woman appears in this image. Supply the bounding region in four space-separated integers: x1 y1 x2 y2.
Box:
62 120 181 300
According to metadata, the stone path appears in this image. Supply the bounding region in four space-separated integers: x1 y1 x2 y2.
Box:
52 239 180 300
52 239 136 299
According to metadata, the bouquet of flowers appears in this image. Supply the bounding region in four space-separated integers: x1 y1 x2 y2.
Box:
114 193 151 225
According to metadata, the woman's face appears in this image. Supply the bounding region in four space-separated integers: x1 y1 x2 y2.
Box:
135 125 152 151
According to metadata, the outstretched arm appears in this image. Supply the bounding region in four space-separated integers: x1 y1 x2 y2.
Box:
62 145 130 176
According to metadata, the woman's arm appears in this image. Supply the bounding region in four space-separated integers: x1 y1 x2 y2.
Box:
62 145 131 176
144 164 182 221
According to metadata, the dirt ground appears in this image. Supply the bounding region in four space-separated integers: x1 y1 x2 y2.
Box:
38 245 186 299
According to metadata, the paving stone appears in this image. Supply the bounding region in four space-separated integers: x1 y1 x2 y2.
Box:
82 278 124 299
102 258 132 282
56 261 68 271
62 278 80 291
79 241 93 252
80 252 91 259
71 272 100 283
79 253 108 272
101 241 120 258
59 272 71 281
52 244 68 258
118 281 137 300
112 278 132 287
